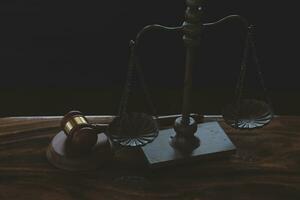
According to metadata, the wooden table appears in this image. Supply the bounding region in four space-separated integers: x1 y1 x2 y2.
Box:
0 115 300 200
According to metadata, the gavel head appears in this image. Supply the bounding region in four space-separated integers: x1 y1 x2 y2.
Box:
61 111 98 154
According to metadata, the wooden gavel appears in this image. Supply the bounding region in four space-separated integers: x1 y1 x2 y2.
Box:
61 111 107 154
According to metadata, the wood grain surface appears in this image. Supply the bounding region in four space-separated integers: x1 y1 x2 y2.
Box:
0 115 300 200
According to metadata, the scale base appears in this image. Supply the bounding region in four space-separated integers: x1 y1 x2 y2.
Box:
141 121 236 168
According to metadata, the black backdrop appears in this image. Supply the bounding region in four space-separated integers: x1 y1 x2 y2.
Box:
1 0 299 116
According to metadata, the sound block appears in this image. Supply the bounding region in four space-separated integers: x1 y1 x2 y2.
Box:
47 131 113 171
141 122 236 168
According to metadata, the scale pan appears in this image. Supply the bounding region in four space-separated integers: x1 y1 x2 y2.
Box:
106 112 159 147
223 99 273 129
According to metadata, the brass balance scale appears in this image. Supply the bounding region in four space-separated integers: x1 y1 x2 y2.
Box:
47 0 273 170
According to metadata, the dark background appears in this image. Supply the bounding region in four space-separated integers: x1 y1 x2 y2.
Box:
0 0 299 116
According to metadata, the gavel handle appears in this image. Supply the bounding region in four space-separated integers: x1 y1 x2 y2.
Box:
90 124 108 133
91 114 203 134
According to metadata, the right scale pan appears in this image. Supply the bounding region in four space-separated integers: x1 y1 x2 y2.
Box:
222 25 273 129
223 99 273 129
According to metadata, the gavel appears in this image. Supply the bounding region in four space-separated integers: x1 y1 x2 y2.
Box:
60 111 108 154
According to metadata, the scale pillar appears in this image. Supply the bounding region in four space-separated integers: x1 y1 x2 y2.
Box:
170 0 203 151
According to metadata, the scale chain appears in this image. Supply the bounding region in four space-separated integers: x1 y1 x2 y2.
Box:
234 27 251 108
118 41 157 118
248 26 273 110
118 41 136 116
